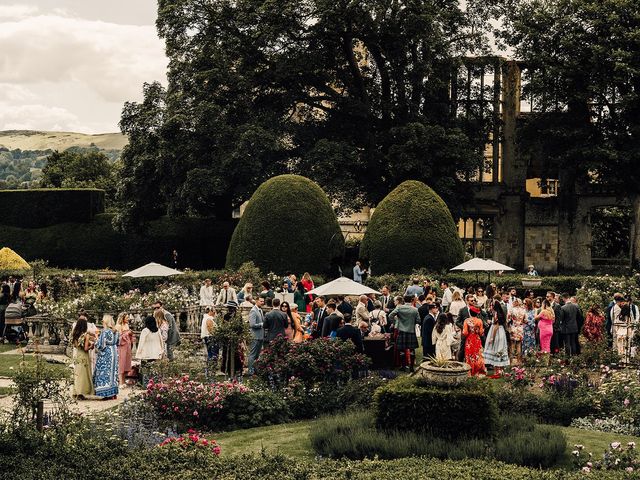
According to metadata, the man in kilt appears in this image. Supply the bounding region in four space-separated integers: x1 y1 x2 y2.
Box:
388 295 421 372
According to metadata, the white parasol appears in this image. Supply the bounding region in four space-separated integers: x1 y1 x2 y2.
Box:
122 262 184 278
306 277 381 297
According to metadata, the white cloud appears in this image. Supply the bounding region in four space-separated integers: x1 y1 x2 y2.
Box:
0 6 167 132
0 103 79 131
0 5 39 19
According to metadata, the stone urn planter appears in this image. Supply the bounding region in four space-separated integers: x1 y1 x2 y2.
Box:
414 360 470 386
521 278 542 288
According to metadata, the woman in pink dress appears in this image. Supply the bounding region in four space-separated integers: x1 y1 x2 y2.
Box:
534 300 555 353
115 312 134 387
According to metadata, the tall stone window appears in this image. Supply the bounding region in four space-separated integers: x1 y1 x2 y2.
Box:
457 216 495 259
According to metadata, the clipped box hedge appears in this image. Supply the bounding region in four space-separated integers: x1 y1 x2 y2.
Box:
0 450 632 480
374 377 499 439
0 188 104 227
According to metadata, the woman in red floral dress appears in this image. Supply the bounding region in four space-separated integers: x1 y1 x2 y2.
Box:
463 306 486 376
583 305 604 343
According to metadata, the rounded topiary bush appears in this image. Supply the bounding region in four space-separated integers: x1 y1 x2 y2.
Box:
360 180 463 274
226 175 344 274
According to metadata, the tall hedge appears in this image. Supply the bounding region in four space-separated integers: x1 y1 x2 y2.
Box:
226 175 344 274
0 189 104 227
0 214 237 270
360 180 463 273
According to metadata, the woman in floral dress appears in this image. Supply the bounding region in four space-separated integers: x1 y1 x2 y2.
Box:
522 298 537 356
583 305 604 343
93 315 120 400
463 306 485 376
508 298 526 363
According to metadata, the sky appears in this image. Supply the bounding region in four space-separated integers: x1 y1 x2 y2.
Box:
0 1 168 133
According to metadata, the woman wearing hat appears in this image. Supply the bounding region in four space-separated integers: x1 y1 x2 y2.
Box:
463 305 485 376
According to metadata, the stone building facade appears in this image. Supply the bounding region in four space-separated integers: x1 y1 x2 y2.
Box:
339 58 640 273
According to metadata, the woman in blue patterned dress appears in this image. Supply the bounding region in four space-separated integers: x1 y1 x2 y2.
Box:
522 298 537 356
93 315 120 400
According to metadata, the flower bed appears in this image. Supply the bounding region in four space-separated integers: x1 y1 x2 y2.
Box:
144 375 289 431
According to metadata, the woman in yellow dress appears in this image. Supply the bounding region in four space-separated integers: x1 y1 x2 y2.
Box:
71 315 95 399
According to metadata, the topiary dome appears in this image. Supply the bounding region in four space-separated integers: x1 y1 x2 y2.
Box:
226 175 344 274
360 180 463 274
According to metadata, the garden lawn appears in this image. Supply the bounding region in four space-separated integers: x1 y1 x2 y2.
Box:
0 343 23 353
212 419 640 468
0 355 69 378
214 419 315 459
561 427 640 466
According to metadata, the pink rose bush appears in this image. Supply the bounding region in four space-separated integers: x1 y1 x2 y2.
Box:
144 374 290 430
159 429 221 456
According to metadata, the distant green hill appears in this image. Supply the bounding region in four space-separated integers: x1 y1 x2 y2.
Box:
0 130 127 188
0 130 127 151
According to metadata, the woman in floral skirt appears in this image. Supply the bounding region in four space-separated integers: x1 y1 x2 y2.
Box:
485 300 510 378
522 298 537 355
463 306 485 376
508 298 526 363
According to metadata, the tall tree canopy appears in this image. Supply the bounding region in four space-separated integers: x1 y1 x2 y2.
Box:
500 0 640 199
42 149 117 201
116 0 497 231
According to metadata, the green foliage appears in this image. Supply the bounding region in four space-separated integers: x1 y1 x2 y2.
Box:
374 376 498 439
312 411 566 468
0 213 236 269
500 0 640 197
10 354 72 427
494 386 596 427
360 181 464 274
117 0 497 228
0 188 104 228
41 150 117 202
226 175 344 275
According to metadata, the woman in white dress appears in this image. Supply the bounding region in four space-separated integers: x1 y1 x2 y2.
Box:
484 300 510 378
432 313 454 360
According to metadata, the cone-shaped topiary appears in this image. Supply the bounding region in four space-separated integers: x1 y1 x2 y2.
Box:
360 180 463 274
226 175 344 274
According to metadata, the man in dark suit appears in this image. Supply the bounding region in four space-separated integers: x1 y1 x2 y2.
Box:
560 294 583 356
312 296 329 338
324 302 341 335
263 297 287 342
336 317 364 353
379 286 395 314
420 303 438 359
336 296 353 323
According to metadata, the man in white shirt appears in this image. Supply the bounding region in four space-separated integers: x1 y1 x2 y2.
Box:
216 281 238 305
440 281 453 309
199 278 214 306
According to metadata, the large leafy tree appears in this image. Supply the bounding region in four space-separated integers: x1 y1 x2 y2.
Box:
116 0 497 231
41 149 117 200
500 0 640 199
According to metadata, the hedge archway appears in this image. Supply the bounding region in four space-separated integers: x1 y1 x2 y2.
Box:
360 180 463 274
226 175 344 274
